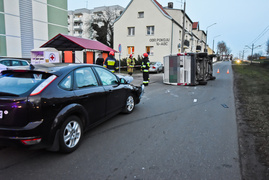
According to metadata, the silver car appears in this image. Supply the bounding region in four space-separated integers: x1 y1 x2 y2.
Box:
149 62 164 73
0 59 30 67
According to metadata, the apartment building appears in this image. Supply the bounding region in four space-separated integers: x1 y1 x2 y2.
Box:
68 5 124 39
0 0 68 58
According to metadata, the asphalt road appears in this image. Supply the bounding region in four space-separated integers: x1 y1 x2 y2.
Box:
0 61 241 180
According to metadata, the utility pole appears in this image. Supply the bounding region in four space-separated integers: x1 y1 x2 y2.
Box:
245 43 261 64
251 43 254 63
180 0 186 53
213 34 221 53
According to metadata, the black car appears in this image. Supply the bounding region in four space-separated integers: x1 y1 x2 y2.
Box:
0 63 144 153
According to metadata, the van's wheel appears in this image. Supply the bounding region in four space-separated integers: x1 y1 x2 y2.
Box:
59 116 83 153
122 94 135 114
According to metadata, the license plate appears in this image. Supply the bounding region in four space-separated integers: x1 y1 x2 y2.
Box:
0 110 2 119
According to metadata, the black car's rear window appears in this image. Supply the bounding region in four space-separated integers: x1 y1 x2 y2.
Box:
0 71 51 96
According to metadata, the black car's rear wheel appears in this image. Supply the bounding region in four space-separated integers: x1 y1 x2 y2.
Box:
59 116 83 153
122 94 135 114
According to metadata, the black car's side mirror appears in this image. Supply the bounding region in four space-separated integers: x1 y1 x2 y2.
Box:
120 78 127 84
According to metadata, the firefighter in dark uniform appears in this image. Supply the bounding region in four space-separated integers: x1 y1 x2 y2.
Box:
104 51 118 73
141 53 150 86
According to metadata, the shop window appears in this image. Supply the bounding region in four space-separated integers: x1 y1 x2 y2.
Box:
128 27 135 36
138 12 144 18
147 26 154 35
128 46 135 54
146 46 154 56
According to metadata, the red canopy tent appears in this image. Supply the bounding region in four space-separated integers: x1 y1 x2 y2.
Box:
41 33 117 64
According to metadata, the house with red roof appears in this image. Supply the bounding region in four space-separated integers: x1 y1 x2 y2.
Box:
113 0 208 63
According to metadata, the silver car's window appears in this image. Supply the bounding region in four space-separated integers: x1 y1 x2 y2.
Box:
12 60 21 66
94 67 118 86
21 61 29 66
0 60 11 66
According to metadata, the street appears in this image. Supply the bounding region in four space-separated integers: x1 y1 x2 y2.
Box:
0 61 241 180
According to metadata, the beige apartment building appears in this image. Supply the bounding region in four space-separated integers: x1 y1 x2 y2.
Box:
113 0 207 62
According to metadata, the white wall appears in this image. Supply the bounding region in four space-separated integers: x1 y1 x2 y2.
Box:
114 0 174 62
6 36 22 57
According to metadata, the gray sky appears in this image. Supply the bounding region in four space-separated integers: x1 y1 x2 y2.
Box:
68 0 269 58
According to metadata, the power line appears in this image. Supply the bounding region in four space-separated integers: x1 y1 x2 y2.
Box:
250 25 269 45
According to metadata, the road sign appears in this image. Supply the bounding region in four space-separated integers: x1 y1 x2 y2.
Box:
118 44 122 53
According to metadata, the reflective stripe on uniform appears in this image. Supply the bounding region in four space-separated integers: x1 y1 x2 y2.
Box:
143 70 149 72
107 60 115 66
143 81 149 84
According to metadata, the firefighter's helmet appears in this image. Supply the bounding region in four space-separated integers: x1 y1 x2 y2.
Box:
109 51 115 56
143 53 148 58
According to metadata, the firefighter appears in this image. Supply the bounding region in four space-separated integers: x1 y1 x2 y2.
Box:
104 51 118 73
141 53 150 86
127 54 135 76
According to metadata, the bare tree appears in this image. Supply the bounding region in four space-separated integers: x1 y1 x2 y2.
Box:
217 41 232 60
248 53 261 60
91 7 122 48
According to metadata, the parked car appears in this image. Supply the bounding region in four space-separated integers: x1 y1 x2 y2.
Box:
149 62 164 73
0 64 7 73
0 63 144 153
0 59 30 67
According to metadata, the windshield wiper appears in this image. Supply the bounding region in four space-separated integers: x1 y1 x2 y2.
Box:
0 92 19 97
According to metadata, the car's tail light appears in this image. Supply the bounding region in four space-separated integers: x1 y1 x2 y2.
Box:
30 75 57 96
153 66 156 69
21 138 42 145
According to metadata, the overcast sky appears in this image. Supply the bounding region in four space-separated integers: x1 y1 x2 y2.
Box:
68 0 269 58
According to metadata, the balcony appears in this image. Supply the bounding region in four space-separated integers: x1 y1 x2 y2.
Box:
74 33 82 38
183 40 189 49
74 17 82 22
74 25 82 30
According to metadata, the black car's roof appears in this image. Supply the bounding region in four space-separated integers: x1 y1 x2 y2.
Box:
3 63 101 76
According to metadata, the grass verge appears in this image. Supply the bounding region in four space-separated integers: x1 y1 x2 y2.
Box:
233 63 269 179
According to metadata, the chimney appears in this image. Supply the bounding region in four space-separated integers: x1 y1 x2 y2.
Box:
168 2 173 8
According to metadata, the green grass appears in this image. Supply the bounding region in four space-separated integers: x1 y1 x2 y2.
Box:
233 64 269 167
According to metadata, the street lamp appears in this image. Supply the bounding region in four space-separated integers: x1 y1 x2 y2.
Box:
205 23 217 53
213 34 221 53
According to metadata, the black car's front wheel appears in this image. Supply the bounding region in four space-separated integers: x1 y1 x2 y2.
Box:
59 116 83 153
122 94 135 114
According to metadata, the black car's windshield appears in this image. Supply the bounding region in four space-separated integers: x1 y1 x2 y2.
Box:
0 71 50 96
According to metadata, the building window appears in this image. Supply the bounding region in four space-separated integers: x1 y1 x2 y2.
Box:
147 26 154 35
128 27 135 36
128 46 135 54
138 12 144 18
146 46 154 56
